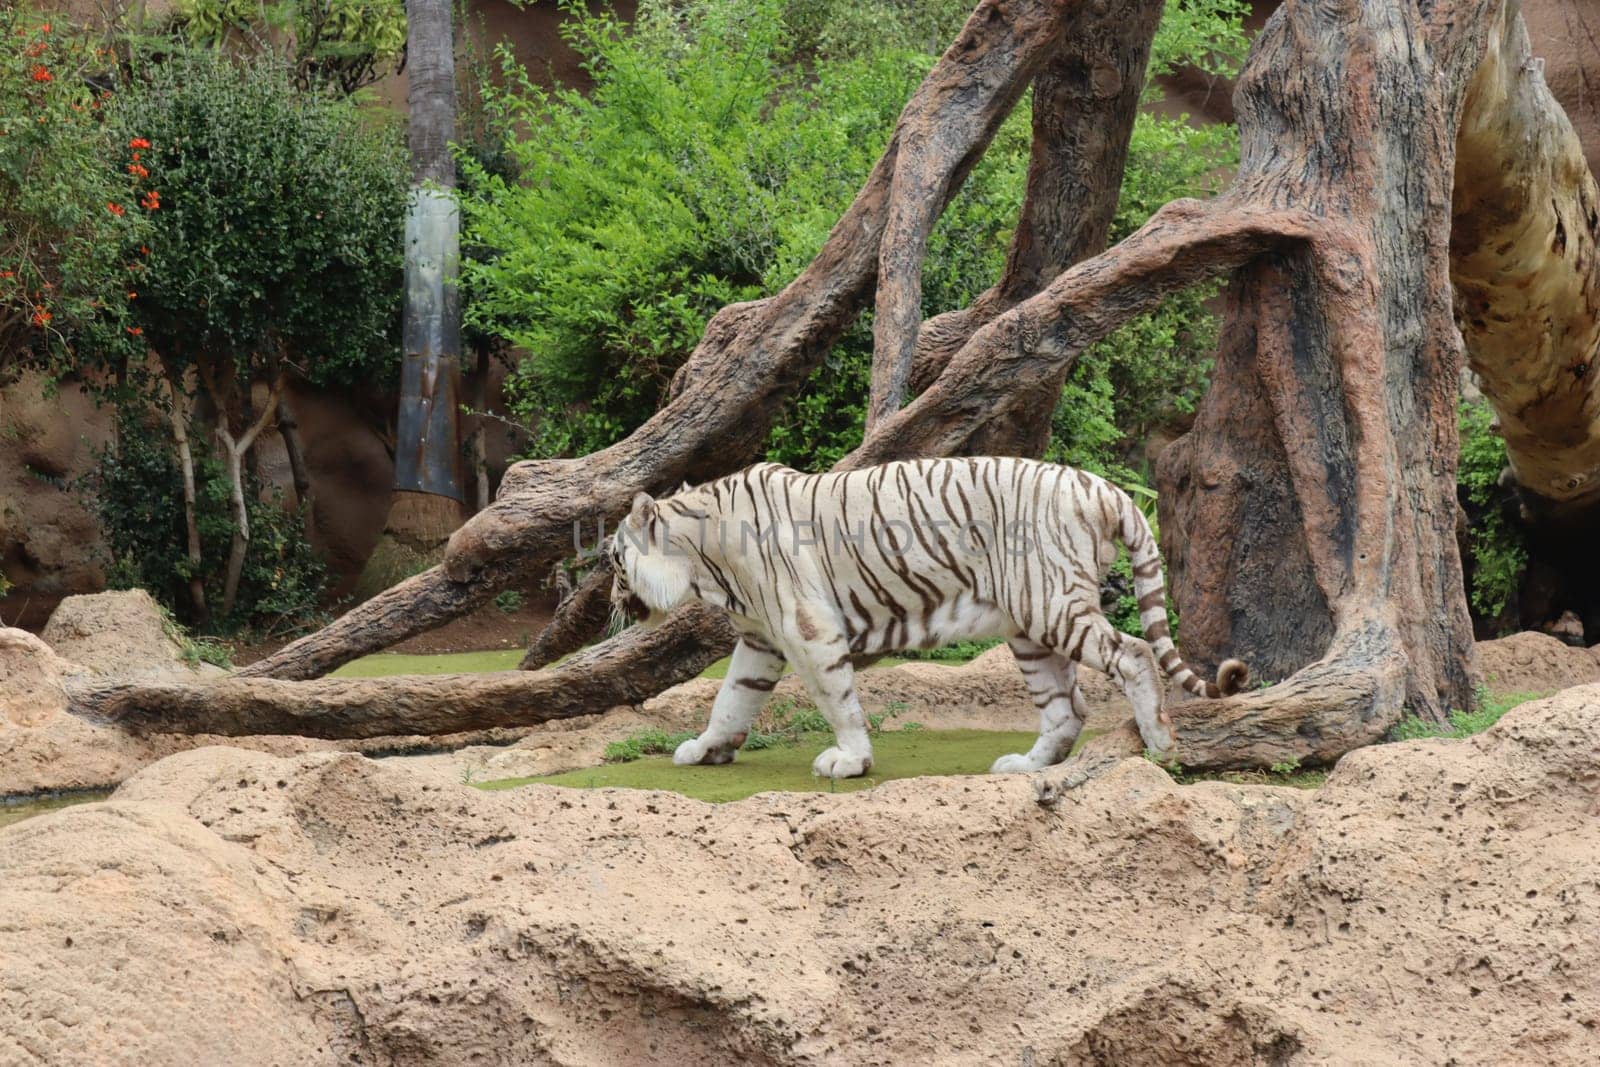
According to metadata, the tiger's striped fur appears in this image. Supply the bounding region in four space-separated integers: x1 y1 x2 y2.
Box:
610 458 1247 778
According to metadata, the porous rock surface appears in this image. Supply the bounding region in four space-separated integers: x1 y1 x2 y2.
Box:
3 690 1596 1065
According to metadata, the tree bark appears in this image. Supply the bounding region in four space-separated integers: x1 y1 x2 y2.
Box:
518 559 613 671
1156 0 1497 727
163 373 208 626
388 0 465 542
1451 0 1600 510
72 605 735 739
201 367 283 621
276 390 314 517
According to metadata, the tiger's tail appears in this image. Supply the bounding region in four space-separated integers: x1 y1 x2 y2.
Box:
1115 492 1248 699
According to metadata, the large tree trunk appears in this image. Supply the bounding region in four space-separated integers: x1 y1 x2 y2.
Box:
386 0 465 546
1451 0 1600 511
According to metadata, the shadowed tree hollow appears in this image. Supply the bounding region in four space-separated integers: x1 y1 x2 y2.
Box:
82 0 1600 774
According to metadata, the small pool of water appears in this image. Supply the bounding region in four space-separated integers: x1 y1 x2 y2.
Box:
0 791 112 831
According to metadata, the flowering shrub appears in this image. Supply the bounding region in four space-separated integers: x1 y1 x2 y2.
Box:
113 48 408 390
0 6 150 371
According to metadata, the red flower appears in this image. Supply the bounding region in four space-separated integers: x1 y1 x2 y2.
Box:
127 163 149 179
40 22 51 33
31 308 51 328
0 270 13 279
140 190 161 211
138 245 149 256
106 201 125 217
24 42 44 57
30 65 50 82
126 290 137 299
125 326 142 336
128 137 151 150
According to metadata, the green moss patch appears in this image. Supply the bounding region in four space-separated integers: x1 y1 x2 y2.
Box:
332 650 524 677
479 728 1040 804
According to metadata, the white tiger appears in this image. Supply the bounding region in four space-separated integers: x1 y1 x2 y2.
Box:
609 457 1247 779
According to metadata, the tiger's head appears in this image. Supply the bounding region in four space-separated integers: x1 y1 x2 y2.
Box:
609 488 697 630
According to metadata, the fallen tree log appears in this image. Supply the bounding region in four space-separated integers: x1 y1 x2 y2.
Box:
75 606 735 739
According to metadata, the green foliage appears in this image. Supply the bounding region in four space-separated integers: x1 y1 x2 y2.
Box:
84 406 328 634
112 48 407 390
1457 399 1527 623
170 0 406 93
464 0 1246 477
464 0 919 460
157 605 234 667
1389 688 1543 742
603 727 700 763
494 589 525 614
895 638 1003 664
0 7 149 372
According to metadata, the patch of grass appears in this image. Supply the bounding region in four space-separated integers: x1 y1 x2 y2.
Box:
1388 689 1545 742
157 604 233 669
1 791 111 831
331 650 524 677
479 728 1042 804
1143 748 1326 790
604 727 700 763
894 639 1002 665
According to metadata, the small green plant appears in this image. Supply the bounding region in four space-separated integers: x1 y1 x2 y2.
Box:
867 700 908 735
1456 399 1527 626
1268 756 1301 776
1143 747 1183 775
603 727 700 763
494 589 525 614
157 605 234 668
1388 688 1544 742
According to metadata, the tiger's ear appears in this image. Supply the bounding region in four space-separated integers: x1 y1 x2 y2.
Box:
630 492 657 522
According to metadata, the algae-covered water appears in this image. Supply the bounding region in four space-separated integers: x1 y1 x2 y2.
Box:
0 791 111 831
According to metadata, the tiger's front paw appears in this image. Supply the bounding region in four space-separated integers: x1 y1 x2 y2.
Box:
674 736 736 766
990 752 1045 774
811 746 872 779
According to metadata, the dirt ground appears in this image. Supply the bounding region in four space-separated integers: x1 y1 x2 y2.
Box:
3 689 1597 1065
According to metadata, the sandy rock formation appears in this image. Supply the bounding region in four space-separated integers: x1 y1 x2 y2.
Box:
1476 629 1600 695
40 589 222 680
2 690 1596 1065
0 628 82 728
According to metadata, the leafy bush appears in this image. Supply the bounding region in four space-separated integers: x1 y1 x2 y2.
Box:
168 0 406 93
465 0 1246 479
464 0 920 459
113 49 407 390
1457 398 1526 623
85 406 327 634
0 6 149 373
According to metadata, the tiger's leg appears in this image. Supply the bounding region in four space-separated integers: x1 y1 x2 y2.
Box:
991 636 1088 773
673 637 787 766
1040 601 1175 756
786 628 875 779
